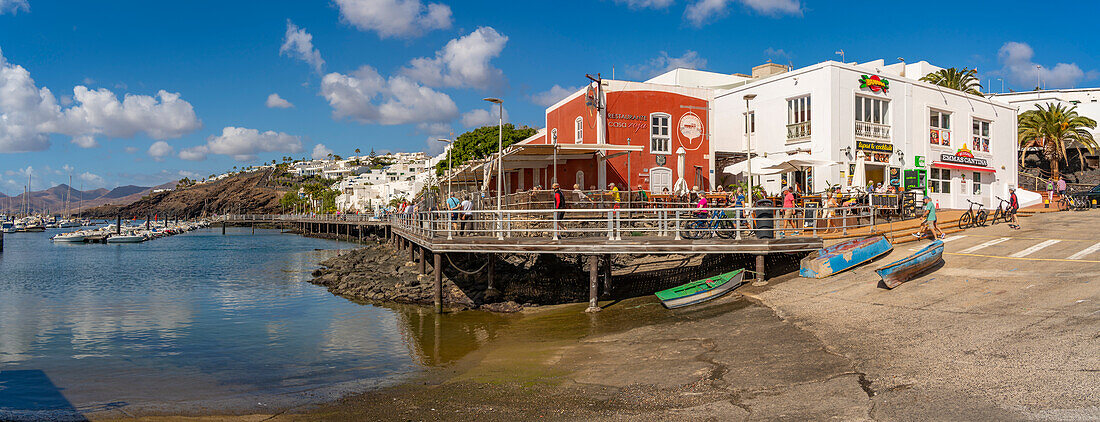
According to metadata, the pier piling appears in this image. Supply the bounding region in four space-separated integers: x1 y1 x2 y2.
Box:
222 221 226 235
116 215 121 235
418 247 426 274
754 254 767 286
433 253 443 314
586 256 601 313
602 254 612 297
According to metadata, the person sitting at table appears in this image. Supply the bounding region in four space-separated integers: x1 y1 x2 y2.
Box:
635 185 648 205
573 184 591 204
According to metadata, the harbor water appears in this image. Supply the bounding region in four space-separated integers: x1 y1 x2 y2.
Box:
0 226 511 418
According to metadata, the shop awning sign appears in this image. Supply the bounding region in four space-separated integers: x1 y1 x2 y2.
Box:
859 75 890 93
856 140 893 153
940 145 987 167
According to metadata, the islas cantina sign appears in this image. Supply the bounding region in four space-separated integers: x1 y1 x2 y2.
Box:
940 145 988 167
859 75 889 93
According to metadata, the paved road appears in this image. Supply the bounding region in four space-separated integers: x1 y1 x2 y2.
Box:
748 209 1100 420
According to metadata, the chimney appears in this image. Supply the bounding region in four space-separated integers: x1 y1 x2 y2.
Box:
752 62 789 79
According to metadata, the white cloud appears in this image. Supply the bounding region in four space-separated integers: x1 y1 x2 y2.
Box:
0 48 203 153
335 0 452 39
179 126 302 162
280 20 325 74
78 171 104 186
401 27 508 91
996 41 1089 89
530 85 581 108
764 47 791 60
320 65 458 125
124 146 138 153
0 0 28 15
266 93 293 108
614 0 675 9
625 50 707 79
685 0 801 26
148 140 174 161
460 106 509 128
311 143 334 160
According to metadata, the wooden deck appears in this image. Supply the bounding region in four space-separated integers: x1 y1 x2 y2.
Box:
393 232 823 255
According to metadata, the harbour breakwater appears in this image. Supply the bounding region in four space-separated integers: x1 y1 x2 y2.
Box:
307 233 808 312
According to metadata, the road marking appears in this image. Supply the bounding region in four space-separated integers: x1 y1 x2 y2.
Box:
946 252 1100 263
1009 239 1061 258
959 237 1011 254
909 235 966 251
1068 241 1100 260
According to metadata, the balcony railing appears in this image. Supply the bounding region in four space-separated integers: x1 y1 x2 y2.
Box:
855 121 891 140
786 121 811 140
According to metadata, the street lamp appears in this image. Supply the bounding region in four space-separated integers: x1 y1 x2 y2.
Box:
743 94 757 199
483 97 504 239
436 138 453 199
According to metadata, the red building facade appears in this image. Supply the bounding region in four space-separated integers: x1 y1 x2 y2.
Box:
512 80 714 194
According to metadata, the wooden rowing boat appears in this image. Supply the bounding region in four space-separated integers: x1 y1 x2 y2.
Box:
875 240 944 289
799 234 893 279
654 269 746 309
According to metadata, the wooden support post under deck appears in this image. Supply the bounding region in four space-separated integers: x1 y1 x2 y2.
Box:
418 247 426 274
754 254 767 286
251 222 254 235
221 221 226 235
485 254 498 299
409 240 416 261
433 253 443 314
601 254 612 298
585 256 601 313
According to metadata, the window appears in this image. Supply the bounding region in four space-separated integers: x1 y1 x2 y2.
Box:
574 117 583 143
972 172 982 195
787 96 811 140
930 110 951 147
972 119 990 153
854 96 890 139
930 168 951 194
650 113 671 154
744 111 755 134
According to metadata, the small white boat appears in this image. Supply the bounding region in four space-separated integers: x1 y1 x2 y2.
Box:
52 231 87 242
107 231 146 243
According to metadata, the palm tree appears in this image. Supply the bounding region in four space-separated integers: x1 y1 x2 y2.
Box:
920 67 983 95
1018 103 1098 181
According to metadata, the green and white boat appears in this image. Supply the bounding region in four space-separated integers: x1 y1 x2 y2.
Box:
654 269 746 309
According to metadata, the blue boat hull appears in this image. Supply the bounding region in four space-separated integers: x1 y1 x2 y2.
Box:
799 235 894 278
875 240 945 289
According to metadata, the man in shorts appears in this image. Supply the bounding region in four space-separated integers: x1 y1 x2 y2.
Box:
1007 188 1021 230
913 197 945 239
553 183 567 232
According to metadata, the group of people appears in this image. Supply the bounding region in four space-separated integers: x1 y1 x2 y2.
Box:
443 193 475 234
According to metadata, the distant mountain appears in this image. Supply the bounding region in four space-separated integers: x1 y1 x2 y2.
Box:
85 171 279 218
100 185 150 199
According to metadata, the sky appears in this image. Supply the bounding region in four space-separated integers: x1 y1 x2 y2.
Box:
0 0 1098 195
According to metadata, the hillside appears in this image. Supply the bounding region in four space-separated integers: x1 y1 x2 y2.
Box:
0 183 174 214
83 170 285 218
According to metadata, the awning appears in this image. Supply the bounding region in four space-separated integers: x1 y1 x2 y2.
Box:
931 161 996 173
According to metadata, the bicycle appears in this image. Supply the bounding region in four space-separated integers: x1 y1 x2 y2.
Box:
682 209 737 239
958 199 988 229
991 196 1013 225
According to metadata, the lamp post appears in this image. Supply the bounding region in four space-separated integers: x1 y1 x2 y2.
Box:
743 94 757 199
436 138 453 199
483 97 504 239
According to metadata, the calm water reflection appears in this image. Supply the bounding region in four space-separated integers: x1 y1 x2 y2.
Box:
0 227 510 417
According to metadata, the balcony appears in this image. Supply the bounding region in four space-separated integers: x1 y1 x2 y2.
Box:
786 121 811 141
855 121 891 140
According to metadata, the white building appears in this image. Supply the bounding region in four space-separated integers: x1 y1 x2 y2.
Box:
332 151 440 213
713 59 1019 209
988 88 1100 168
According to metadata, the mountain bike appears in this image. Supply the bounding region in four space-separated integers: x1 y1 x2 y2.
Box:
682 209 737 239
958 199 988 229
991 196 1013 224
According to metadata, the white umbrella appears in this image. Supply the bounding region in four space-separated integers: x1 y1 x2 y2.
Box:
762 153 840 172
851 151 867 190
722 156 784 176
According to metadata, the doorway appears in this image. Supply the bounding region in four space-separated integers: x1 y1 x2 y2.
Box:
865 164 886 188
650 167 672 193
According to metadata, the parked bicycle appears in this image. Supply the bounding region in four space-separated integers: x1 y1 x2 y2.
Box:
991 196 1014 225
958 199 988 229
682 209 737 239
1059 191 1091 211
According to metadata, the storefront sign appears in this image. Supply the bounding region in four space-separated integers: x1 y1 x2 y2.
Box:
929 129 951 145
914 156 926 167
608 113 645 121
859 74 890 93
678 112 703 141
940 145 988 167
855 140 893 153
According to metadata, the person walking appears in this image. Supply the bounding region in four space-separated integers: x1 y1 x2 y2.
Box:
1007 188 1021 230
609 183 621 209
781 186 797 237
1057 177 1067 199
445 193 461 232
913 197 944 239
553 183 567 232
460 194 473 235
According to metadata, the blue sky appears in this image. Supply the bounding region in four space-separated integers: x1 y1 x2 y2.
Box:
0 0 1097 195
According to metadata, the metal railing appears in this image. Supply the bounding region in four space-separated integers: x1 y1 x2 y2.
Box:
786 121 811 140
217 213 381 223
855 121 891 140
389 205 879 242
